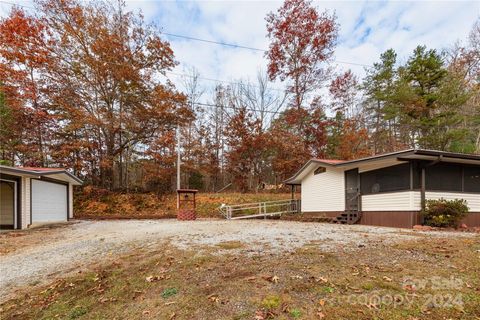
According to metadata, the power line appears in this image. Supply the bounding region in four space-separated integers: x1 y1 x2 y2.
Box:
0 0 373 69
193 101 284 115
1 90 286 115
162 32 372 68
162 32 265 53
165 71 289 94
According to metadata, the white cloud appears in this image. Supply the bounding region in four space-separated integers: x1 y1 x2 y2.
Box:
1 0 479 95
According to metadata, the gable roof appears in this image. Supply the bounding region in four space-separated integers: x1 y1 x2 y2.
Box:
285 149 480 185
0 165 83 185
312 159 346 165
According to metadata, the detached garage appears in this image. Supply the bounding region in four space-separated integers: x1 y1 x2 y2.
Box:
0 165 82 230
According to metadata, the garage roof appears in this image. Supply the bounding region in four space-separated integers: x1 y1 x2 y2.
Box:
0 165 83 185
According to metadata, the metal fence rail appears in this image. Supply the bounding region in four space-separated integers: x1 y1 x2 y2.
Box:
219 199 301 220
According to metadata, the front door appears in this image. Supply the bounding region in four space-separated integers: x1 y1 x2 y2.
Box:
0 180 15 229
345 169 360 212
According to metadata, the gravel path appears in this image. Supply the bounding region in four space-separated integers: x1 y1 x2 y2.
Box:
0 219 474 302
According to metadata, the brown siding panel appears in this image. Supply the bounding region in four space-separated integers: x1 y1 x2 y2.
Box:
462 212 480 227
300 211 480 228
359 211 421 228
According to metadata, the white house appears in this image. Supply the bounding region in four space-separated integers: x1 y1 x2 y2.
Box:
286 149 480 228
0 165 82 230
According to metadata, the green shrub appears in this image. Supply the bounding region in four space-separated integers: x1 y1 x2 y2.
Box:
161 287 178 299
423 198 469 228
68 306 88 319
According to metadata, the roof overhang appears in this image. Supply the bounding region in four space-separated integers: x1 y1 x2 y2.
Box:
0 165 83 185
397 150 480 166
285 159 339 185
285 149 480 185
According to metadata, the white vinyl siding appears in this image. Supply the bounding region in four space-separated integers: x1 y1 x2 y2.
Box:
301 167 345 212
362 191 418 211
362 191 480 212
31 180 68 223
425 192 480 212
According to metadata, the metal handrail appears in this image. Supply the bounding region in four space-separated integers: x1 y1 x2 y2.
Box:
219 199 301 220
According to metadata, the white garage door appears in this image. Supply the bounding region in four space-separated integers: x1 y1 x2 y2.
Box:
32 180 68 223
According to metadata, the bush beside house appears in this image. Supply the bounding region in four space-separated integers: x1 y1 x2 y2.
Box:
423 198 469 228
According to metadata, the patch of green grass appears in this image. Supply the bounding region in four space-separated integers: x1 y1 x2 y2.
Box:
161 287 178 299
261 295 281 309
322 286 335 294
68 306 88 319
289 308 302 319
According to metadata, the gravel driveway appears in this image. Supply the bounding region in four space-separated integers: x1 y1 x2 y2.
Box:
0 219 474 302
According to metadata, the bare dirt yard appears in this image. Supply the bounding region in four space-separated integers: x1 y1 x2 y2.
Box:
1 219 479 319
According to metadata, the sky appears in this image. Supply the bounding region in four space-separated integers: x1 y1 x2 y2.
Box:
1 0 479 94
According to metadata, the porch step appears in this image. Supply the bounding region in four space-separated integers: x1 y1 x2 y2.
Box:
332 211 362 225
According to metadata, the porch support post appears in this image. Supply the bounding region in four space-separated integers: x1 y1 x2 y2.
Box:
420 166 426 224
290 184 295 200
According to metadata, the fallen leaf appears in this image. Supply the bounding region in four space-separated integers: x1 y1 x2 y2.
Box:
207 294 220 303
254 310 265 320
383 276 393 282
263 275 279 283
146 275 162 282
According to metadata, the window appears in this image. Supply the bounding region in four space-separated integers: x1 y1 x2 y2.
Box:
425 163 462 191
314 167 326 175
464 166 480 192
360 164 410 195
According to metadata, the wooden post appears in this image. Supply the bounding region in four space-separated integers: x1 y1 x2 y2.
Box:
290 185 295 200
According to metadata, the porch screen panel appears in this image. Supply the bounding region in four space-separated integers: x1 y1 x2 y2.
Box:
464 166 480 192
425 163 462 191
360 163 410 195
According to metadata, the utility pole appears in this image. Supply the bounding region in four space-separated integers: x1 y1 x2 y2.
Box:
176 125 181 209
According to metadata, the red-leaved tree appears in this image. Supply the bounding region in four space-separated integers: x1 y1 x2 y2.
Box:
265 0 338 109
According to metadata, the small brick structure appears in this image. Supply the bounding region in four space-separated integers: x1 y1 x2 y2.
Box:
176 189 198 221
177 209 196 221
